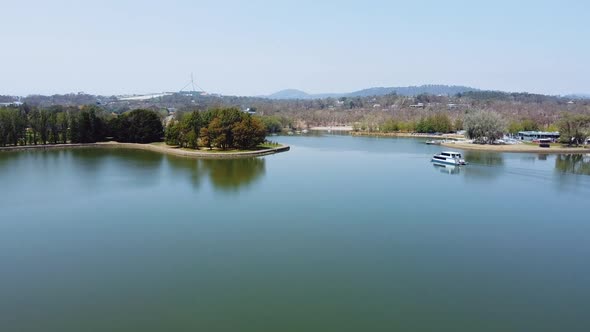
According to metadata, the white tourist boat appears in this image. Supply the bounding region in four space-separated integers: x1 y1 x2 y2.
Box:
431 151 467 165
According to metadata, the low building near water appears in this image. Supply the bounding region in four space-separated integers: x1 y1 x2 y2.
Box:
518 131 560 142
0 101 23 107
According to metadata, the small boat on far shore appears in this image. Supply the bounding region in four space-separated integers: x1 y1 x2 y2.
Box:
425 140 442 145
431 151 467 165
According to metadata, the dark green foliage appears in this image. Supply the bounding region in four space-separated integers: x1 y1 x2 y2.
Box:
214 108 243 149
233 116 266 149
110 109 163 143
374 114 453 134
0 104 108 146
182 111 203 135
0 107 27 146
165 108 268 150
507 118 540 134
165 111 203 148
70 106 106 143
180 111 203 149
199 127 213 150
165 121 181 146
68 113 81 143
261 115 284 133
48 111 59 144
414 113 453 133
56 112 69 144
380 119 400 132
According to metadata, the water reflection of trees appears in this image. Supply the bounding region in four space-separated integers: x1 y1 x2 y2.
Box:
72 149 166 188
164 157 203 188
464 151 504 166
202 158 265 190
461 151 504 181
0 151 20 170
555 154 590 176
1 149 266 191
166 156 266 191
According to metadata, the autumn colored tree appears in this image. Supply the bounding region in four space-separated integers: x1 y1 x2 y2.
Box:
233 116 266 149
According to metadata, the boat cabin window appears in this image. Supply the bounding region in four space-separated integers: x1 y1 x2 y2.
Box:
441 152 462 158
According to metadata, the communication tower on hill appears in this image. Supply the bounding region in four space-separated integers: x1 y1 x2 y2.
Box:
179 73 206 102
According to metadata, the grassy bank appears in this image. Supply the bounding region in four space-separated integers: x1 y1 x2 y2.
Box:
0 141 290 159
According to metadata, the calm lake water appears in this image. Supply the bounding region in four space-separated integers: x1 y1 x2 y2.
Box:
1 134 590 332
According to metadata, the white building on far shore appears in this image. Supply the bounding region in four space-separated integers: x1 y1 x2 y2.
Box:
0 101 23 107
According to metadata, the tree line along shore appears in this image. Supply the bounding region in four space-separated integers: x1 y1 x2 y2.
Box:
0 105 285 155
350 110 590 152
351 111 589 144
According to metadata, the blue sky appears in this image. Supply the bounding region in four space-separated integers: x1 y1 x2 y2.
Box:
1 0 588 96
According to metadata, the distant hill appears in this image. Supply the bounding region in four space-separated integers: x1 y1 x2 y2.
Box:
264 85 479 100
267 89 311 100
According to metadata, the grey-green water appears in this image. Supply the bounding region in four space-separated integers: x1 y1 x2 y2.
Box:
1 134 589 331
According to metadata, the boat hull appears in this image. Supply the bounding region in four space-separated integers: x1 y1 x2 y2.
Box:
431 158 462 165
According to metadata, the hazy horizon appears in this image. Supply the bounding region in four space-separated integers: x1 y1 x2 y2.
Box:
3 84 590 99
2 0 589 97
